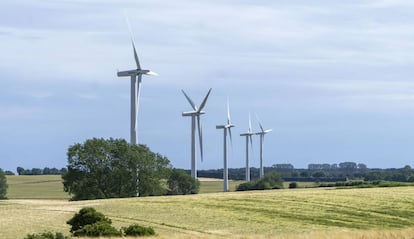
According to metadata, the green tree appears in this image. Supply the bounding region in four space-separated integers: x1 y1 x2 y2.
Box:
17 166 25 175
167 169 200 195
62 138 171 200
0 168 7 199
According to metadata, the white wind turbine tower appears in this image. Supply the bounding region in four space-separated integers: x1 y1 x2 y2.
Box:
240 113 254 182
182 88 212 179
255 115 272 179
216 99 235 192
117 17 157 145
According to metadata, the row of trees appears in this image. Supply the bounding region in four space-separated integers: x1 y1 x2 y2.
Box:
198 164 414 183
16 167 67 175
63 138 199 200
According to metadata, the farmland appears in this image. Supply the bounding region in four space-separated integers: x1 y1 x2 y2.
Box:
1 175 414 238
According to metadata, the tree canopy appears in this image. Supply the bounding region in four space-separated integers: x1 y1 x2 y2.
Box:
167 168 200 195
62 138 171 200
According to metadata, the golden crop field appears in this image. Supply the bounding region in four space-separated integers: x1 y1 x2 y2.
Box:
1 182 414 239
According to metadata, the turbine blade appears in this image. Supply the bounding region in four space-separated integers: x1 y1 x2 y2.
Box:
248 112 252 133
227 97 231 125
181 90 197 111
124 14 141 69
198 88 212 112
249 134 254 154
136 75 142 117
197 115 204 162
229 128 233 149
132 40 141 70
256 113 265 133
146 71 158 76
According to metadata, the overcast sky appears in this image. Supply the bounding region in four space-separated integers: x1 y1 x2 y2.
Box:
1 0 414 172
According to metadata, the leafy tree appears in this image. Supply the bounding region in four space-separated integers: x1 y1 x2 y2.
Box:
312 171 326 178
62 138 171 200
167 169 200 195
17 166 25 175
0 168 7 199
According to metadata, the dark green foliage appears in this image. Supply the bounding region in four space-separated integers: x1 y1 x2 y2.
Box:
25 231 69 239
236 172 283 191
66 207 155 237
167 169 200 195
66 207 111 233
4 170 14 175
62 138 171 200
289 182 298 189
0 168 7 199
72 221 121 237
123 224 155 236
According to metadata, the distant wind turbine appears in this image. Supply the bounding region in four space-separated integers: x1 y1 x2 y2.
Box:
240 113 254 182
216 98 235 192
255 115 272 179
182 88 212 179
117 17 157 145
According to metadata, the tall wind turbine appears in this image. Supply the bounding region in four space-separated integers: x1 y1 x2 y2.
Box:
182 88 212 179
117 17 157 145
216 99 235 192
255 115 272 179
240 113 254 182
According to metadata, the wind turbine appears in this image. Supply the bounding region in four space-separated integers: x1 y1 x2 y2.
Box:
255 115 272 179
216 98 235 192
240 113 254 182
182 88 212 179
117 17 157 145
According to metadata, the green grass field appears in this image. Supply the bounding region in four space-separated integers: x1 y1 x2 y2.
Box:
6 175 69 199
2 175 414 238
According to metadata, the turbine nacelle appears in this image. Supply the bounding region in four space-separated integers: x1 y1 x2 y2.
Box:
240 132 254 136
117 69 158 77
216 124 235 130
182 111 205 117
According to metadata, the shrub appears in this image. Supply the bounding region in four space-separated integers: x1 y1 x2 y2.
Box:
73 221 121 237
0 168 7 199
289 182 298 189
25 231 69 239
236 172 284 191
67 207 111 233
123 224 155 236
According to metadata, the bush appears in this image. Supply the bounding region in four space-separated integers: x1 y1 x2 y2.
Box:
123 224 155 236
236 172 284 191
67 207 111 233
25 231 69 239
0 168 7 199
289 182 298 189
73 221 121 237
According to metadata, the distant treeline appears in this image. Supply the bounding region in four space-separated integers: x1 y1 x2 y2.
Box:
15 167 68 175
196 162 414 183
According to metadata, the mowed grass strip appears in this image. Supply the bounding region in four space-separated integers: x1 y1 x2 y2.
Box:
3 187 414 238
